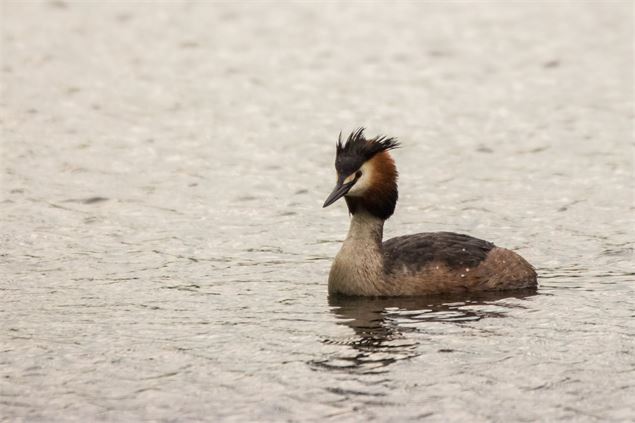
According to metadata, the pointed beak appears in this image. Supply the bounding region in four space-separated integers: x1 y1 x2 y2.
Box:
323 178 354 208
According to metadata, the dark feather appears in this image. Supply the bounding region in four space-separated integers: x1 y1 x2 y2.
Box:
383 232 495 272
335 127 399 175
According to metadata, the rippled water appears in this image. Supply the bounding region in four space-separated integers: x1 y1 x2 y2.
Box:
2 2 633 422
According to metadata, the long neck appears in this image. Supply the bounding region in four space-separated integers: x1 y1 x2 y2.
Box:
328 208 387 296
346 209 384 247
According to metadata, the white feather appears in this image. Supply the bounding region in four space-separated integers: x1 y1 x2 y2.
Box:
346 160 374 197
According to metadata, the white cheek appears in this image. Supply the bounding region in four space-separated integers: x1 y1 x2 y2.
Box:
347 162 373 197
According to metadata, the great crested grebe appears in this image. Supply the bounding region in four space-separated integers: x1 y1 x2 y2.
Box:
323 128 537 297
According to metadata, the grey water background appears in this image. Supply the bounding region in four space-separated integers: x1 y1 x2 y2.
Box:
1 2 633 422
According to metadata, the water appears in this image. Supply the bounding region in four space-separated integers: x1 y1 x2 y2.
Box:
1 2 633 421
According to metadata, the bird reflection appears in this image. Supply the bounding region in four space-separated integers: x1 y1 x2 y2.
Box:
312 289 537 374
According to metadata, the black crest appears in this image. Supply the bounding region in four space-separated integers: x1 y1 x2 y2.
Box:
335 128 399 175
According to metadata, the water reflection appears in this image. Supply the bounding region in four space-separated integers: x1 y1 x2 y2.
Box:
312 290 537 374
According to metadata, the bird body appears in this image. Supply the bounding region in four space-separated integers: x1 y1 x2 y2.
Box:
323 129 537 297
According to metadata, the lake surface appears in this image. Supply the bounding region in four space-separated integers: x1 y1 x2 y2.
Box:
1 2 633 422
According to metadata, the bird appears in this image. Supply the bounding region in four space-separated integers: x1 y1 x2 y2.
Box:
322 128 537 296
